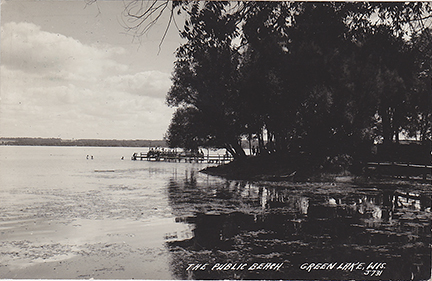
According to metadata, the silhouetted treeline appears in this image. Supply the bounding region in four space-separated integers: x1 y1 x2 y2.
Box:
0 137 167 147
161 2 431 170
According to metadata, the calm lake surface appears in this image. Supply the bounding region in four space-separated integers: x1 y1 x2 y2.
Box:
0 145 430 280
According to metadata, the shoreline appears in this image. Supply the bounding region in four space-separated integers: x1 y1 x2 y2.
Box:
200 157 431 186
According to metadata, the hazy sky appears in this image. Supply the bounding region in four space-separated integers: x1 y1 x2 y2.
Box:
1 0 185 140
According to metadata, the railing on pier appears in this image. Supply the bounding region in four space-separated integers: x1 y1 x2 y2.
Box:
131 151 233 164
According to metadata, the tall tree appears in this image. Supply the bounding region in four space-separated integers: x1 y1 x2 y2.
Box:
113 1 432 165
166 2 246 159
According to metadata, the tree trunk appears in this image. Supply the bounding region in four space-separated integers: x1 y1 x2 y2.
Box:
225 144 236 158
258 131 265 155
225 140 246 160
380 106 393 146
231 140 246 159
248 133 252 156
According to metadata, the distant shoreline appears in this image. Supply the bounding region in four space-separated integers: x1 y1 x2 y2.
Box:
0 137 167 148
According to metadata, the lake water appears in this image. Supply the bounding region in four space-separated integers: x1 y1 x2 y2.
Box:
0 145 430 280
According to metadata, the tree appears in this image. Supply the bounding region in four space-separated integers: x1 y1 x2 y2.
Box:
165 2 247 159
111 1 432 167
406 29 432 143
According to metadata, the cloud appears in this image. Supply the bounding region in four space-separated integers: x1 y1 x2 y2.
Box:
1 22 127 81
0 22 175 139
104 71 172 98
1 65 174 139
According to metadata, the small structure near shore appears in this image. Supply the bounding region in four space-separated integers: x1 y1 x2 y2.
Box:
367 142 431 180
366 162 432 180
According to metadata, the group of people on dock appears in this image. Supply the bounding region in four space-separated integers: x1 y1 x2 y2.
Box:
145 147 206 160
131 147 231 163
145 147 184 159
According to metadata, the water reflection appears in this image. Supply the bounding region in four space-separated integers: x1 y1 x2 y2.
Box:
164 169 431 280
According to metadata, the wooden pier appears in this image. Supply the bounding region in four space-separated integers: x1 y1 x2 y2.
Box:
131 151 233 164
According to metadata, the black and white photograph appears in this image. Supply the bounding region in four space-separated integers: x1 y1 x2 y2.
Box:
1 1 431 280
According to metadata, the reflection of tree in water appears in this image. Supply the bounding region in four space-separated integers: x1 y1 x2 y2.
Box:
183 169 197 186
165 173 431 280
167 170 260 217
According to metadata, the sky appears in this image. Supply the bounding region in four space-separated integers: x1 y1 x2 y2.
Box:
1 0 185 140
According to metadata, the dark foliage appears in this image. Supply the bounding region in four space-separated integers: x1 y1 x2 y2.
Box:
127 1 432 168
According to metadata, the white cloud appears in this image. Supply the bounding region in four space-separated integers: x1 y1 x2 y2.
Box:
0 22 175 139
104 71 172 98
1 22 127 81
